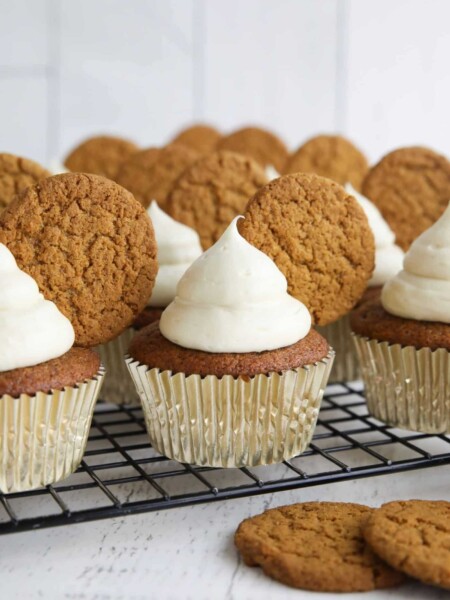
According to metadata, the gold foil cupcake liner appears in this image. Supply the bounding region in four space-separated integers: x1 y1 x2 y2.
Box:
97 329 139 405
0 368 105 494
317 314 360 382
125 351 334 468
353 334 450 433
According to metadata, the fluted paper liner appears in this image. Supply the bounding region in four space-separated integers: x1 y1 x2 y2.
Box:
317 314 360 382
126 352 334 467
0 368 105 494
97 329 139 405
353 334 450 433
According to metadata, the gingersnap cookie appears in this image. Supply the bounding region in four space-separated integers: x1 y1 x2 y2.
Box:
362 146 450 250
216 126 289 172
165 150 267 249
364 500 450 590
0 153 50 212
0 173 157 347
64 135 139 180
171 124 221 154
240 173 374 325
235 502 405 592
116 144 200 209
284 134 368 191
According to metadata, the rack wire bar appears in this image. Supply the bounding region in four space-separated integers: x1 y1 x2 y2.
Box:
1 382 449 535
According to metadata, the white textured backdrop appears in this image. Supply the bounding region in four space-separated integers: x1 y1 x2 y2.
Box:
1 0 449 166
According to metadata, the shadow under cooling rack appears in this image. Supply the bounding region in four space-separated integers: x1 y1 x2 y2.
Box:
1 381 449 534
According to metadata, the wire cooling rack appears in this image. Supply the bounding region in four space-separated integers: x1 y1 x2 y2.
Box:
1 381 449 535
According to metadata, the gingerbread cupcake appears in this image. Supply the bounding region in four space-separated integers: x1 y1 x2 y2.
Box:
314 183 404 382
351 204 450 433
0 173 157 490
98 201 203 405
284 134 368 191
127 217 333 467
0 244 104 493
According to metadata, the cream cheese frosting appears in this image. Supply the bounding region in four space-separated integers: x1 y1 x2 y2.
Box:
381 203 450 323
147 201 202 307
345 183 404 287
266 165 280 180
48 159 69 175
160 217 311 353
0 244 75 372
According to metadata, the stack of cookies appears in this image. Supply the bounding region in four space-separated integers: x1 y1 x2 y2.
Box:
235 499 450 592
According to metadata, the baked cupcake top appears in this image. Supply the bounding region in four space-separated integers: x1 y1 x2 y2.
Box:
160 217 311 353
345 184 404 287
0 244 74 372
381 202 450 324
146 201 202 308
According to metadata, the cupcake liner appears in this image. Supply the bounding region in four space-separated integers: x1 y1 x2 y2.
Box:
317 314 360 382
0 368 105 494
125 351 334 468
353 334 450 433
97 329 139 405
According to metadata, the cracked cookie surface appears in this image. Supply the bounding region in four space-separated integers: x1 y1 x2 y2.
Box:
363 500 450 590
64 135 139 180
216 126 288 172
235 502 405 592
166 150 267 249
0 173 158 347
0 153 50 211
284 134 368 191
362 146 450 250
240 173 374 326
116 144 199 209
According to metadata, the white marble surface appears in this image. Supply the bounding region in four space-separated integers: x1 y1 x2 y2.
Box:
1 465 449 600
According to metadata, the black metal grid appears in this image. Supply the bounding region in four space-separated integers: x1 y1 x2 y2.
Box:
1 381 449 535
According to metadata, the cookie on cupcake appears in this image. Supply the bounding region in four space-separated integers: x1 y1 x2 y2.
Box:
171 123 221 154
0 173 157 491
0 153 50 212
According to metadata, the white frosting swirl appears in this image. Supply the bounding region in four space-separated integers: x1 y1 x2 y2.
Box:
345 184 404 287
147 201 202 307
381 203 450 323
160 217 311 353
48 159 69 175
0 244 75 372
266 165 280 180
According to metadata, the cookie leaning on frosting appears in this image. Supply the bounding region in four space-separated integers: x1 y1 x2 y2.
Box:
127 217 333 467
351 203 450 433
0 173 158 492
126 173 374 468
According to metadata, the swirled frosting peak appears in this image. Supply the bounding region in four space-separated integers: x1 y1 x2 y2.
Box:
345 183 404 286
0 244 75 372
160 217 311 352
147 201 203 307
382 203 450 323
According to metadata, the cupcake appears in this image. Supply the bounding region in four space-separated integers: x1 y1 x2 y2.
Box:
316 184 404 382
351 204 450 433
98 200 203 404
127 218 334 467
0 244 104 493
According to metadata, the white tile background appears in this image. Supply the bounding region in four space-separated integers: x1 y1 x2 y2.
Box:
1 0 449 167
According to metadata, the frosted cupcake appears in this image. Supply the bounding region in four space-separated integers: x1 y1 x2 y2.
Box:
351 204 450 433
0 245 104 493
127 219 334 467
317 184 404 382
98 201 202 404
